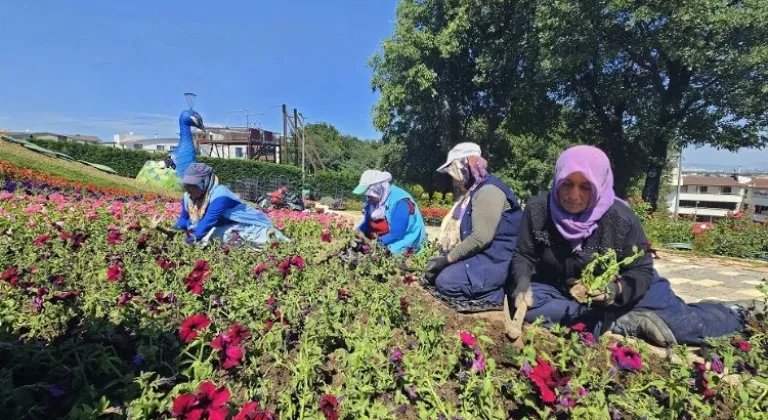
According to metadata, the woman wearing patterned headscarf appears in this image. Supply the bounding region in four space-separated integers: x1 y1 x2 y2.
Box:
508 145 746 346
172 163 288 248
423 143 522 312
353 170 426 254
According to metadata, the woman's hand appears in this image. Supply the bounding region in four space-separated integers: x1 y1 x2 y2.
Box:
150 215 163 229
423 255 449 283
568 277 621 306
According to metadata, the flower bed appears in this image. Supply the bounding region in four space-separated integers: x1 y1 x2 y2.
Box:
0 181 766 419
422 207 450 226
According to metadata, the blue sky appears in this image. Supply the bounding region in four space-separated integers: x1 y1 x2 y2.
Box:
0 0 765 168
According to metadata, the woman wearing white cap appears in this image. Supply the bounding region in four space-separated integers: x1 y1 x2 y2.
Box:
423 143 522 310
353 169 427 254
166 163 289 248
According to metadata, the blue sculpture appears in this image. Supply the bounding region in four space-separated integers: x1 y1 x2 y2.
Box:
174 109 205 179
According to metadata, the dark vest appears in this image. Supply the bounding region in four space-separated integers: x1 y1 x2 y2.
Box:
459 175 521 294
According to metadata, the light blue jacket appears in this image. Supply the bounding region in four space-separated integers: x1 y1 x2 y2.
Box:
358 186 427 254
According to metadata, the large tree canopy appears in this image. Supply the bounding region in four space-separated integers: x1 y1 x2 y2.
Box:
372 0 768 204
537 0 768 205
370 0 558 192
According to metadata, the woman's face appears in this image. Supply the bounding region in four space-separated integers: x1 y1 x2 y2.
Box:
557 172 592 214
366 195 381 205
184 184 204 199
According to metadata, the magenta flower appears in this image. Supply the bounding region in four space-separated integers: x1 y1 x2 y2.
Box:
732 339 752 353
459 331 477 348
710 355 724 374
570 322 586 332
321 229 332 243
252 263 267 277
106 263 123 282
290 255 305 270
609 345 643 372
471 349 487 373
179 314 212 343
117 292 132 306
319 394 339 420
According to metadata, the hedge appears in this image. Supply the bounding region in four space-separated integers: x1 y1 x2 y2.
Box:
29 139 359 197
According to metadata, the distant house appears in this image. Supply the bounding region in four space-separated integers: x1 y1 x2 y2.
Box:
110 133 179 153
7 131 102 145
666 171 768 222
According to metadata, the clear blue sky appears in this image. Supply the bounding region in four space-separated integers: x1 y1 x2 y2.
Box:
0 0 765 168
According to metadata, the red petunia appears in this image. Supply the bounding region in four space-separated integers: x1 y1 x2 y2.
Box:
179 314 212 343
732 339 752 353
226 323 251 345
183 261 211 295
107 263 123 282
400 297 409 316
34 234 51 246
337 288 350 302
290 255 305 270
1 266 22 287
50 290 79 303
107 229 123 245
277 259 291 277
170 393 200 420
402 274 416 285
694 362 716 399
321 229 332 243
570 322 586 333
170 381 230 420
234 401 275 420
526 357 571 405
252 263 267 277
157 258 175 271
319 394 340 420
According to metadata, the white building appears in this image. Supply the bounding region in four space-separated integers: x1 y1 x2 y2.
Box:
666 171 768 222
745 178 768 223
109 133 180 153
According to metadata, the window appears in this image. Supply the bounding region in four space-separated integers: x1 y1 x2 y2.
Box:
756 205 768 215
754 189 768 197
698 186 708 194
235 147 244 158
156 145 165 151
133 144 143 150
679 200 696 208
170 146 177 152
721 186 732 194
680 185 688 193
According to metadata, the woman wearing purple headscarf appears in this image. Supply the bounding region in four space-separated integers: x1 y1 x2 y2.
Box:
509 145 746 346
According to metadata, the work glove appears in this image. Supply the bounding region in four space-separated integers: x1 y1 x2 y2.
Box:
423 255 449 284
509 276 533 309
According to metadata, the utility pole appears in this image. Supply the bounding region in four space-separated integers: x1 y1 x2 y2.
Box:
673 145 683 220
281 104 288 165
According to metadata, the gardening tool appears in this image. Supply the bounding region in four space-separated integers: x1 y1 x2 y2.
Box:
503 293 528 350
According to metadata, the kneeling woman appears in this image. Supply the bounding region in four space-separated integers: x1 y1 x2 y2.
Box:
424 143 522 310
354 170 427 255
509 145 745 346
172 163 288 248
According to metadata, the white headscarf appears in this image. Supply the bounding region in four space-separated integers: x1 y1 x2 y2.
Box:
366 181 392 220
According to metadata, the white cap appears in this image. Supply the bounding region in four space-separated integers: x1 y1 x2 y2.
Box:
353 170 392 194
437 142 482 172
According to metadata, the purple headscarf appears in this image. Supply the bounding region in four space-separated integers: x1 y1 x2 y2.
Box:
549 145 619 247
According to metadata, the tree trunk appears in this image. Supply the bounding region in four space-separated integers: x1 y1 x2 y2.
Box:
641 138 670 210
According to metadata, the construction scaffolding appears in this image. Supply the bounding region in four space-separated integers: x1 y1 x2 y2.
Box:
194 127 282 162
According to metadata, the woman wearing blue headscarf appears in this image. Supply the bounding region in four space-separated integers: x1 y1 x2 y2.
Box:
171 163 288 247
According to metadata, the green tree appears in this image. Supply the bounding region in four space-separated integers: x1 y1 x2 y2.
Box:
300 122 383 174
536 0 768 207
370 0 557 192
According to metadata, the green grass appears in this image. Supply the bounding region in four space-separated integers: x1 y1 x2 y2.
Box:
0 139 177 198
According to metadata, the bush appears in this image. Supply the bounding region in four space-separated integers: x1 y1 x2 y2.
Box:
29 139 359 197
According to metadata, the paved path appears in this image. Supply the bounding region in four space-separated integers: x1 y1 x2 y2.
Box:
331 210 768 304
654 252 768 305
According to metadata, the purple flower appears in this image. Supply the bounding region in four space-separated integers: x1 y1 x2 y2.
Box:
406 386 417 401
457 372 469 384
738 360 758 376
389 348 403 363
521 360 533 376
558 396 576 408
609 345 643 372
46 384 66 398
471 349 487 373
710 355 724 374
132 354 145 367
578 387 588 397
